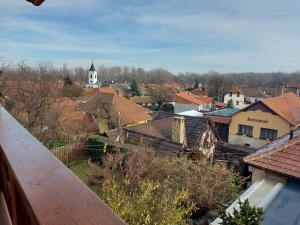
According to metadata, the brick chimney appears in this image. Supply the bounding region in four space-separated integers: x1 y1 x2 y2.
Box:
172 116 185 144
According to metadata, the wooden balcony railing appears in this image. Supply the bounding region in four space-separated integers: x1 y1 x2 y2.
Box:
0 107 125 225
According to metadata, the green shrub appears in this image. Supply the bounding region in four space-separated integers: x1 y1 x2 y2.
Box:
219 199 264 225
86 135 129 163
100 177 195 225
100 149 241 214
45 139 67 150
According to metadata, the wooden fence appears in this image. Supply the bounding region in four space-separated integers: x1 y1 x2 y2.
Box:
50 144 118 166
50 144 89 166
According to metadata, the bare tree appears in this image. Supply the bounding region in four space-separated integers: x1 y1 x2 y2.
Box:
9 62 59 138
206 74 233 101
149 85 175 107
74 66 86 84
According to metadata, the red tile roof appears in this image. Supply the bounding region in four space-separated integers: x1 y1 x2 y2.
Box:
215 101 226 108
205 115 231 124
131 96 155 104
287 82 300 89
128 112 214 147
78 88 152 125
262 92 300 126
244 135 300 179
175 91 213 105
191 88 208 96
98 87 115 94
241 87 268 98
54 98 98 135
230 86 243 95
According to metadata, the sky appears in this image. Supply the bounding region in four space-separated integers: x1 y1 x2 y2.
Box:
1 0 300 74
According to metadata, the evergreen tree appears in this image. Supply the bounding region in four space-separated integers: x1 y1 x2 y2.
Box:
130 80 141 96
227 99 234 108
219 199 264 225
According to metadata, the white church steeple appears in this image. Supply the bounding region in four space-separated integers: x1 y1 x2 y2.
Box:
86 62 100 88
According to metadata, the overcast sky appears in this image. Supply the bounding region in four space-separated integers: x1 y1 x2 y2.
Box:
1 0 300 73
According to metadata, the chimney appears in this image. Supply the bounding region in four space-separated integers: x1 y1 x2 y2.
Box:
172 116 185 144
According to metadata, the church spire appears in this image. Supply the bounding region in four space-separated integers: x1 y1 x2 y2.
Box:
89 61 96 72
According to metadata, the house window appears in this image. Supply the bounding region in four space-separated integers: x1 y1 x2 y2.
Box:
260 128 277 141
238 124 253 137
90 75 92 79
229 92 232 97
236 101 239 105
237 92 240 97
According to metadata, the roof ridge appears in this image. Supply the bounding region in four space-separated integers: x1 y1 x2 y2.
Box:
244 136 300 162
261 92 300 126
123 128 184 147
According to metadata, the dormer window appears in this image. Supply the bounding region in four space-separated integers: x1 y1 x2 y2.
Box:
229 92 232 97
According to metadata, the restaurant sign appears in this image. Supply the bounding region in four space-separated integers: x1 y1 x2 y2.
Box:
247 117 268 124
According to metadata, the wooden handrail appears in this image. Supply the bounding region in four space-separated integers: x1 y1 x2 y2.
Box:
0 107 125 225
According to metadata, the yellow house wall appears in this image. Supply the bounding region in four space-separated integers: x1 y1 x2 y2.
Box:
126 120 148 127
251 167 287 184
99 118 109 133
97 119 148 133
229 110 291 148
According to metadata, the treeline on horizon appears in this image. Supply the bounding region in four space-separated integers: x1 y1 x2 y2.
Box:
1 59 300 88
94 65 300 88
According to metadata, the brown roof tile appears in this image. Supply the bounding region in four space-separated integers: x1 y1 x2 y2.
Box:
244 135 300 179
287 82 300 89
241 87 268 98
128 113 212 147
262 92 300 126
131 96 154 104
175 91 213 105
191 88 208 96
77 88 152 125
230 86 243 95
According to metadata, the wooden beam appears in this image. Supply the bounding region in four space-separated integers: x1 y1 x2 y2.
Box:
0 192 12 225
26 0 45 6
0 107 125 225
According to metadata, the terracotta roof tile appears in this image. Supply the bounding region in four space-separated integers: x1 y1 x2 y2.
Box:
241 87 268 98
123 129 185 153
54 98 98 135
287 82 300 89
215 101 226 107
131 96 154 104
77 88 152 125
175 91 212 105
129 112 211 146
98 87 115 94
244 135 300 179
262 92 300 126
191 88 208 96
230 86 243 95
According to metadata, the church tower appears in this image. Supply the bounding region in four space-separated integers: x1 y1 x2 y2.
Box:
88 62 97 85
86 62 100 88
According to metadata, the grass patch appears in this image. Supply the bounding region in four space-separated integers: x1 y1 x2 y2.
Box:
69 160 91 183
